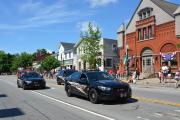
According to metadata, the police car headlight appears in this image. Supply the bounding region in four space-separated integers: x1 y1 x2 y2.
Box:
98 86 111 91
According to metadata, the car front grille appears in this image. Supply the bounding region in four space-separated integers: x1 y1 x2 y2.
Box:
113 86 129 93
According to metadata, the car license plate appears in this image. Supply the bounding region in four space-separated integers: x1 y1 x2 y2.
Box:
120 93 127 97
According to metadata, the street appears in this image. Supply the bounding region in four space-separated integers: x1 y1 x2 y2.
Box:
0 75 180 120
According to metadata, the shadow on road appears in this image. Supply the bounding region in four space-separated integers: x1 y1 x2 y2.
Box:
24 86 52 90
102 98 138 105
70 95 138 105
0 94 7 98
0 108 24 118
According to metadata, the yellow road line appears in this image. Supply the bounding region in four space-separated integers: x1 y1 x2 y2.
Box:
133 96 180 107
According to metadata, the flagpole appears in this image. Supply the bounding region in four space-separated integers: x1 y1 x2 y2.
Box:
124 23 129 80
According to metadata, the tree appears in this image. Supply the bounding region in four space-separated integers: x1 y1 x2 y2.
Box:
80 22 102 70
177 43 180 49
41 56 60 71
32 49 48 62
0 51 15 74
11 52 33 71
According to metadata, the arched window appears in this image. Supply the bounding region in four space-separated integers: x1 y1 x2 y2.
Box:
160 43 177 68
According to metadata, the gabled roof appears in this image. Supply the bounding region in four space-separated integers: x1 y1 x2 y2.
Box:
60 42 75 50
151 0 179 17
174 6 180 16
126 0 179 30
74 38 117 48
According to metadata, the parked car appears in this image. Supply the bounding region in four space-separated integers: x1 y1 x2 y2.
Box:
56 69 77 85
65 71 132 104
17 71 46 90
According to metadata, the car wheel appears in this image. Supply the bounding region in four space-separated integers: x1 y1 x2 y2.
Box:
66 85 72 97
17 81 20 88
23 84 27 90
89 89 100 104
41 84 46 89
57 79 61 85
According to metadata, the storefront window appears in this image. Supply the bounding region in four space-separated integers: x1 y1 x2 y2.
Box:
161 58 177 68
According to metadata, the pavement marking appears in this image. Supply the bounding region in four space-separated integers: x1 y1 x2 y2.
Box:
154 113 163 116
31 91 115 120
133 96 180 107
137 116 150 120
50 87 56 90
174 110 180 112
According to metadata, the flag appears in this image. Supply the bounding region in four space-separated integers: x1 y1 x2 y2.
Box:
123 54 128 65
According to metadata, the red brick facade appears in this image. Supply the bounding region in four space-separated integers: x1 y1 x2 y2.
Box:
119 19 180 74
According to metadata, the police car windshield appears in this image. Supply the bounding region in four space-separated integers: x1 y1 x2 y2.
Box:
24 72 42 78
86 72 114 81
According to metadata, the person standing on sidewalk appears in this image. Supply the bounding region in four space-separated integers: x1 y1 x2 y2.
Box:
132 70 137 84
158 69 162 83
161 63 168 84
174 69 180 88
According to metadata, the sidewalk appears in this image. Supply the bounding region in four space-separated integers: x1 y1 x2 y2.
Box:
122 77 179 88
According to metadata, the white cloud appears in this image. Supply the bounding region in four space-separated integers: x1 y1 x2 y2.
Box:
87 0 118 7
77 21 101 32
0 0 94 31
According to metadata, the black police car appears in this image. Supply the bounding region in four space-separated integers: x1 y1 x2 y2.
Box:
65 71 132 104
17 72 46 90
56 69 77 85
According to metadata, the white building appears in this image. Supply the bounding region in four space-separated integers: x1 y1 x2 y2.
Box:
74 38 119 71
58 42 75 69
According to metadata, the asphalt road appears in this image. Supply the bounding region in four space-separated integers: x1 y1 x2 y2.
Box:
0 75 180 120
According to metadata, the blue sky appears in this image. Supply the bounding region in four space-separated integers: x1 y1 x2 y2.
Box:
0 0 179 54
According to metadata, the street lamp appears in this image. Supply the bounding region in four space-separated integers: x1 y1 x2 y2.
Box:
125 44 129 80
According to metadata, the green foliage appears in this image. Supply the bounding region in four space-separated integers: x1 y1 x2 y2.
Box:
11 52 33 71
41 56 60 71
80 22 102 69
177 43 180 49
0 51 15 74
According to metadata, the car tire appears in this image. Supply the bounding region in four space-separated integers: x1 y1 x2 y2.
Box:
17 81 20 88
89 89 100 104
23 84 27 90
41 85 46 89
66 85 73 97
57 79 61 85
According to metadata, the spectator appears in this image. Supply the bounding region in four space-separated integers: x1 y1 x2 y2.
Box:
161 63 168 83
174 69 180 88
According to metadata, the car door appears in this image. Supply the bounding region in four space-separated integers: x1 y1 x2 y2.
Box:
69 72 81 95
76 73 89 97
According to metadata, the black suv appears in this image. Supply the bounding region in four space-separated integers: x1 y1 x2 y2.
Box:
65 71 132 104
56 69 77 85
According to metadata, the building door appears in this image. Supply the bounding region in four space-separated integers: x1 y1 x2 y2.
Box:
142 56 153 72
141 48 154 76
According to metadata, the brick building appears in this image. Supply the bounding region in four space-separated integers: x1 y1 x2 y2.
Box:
117 0 180 77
